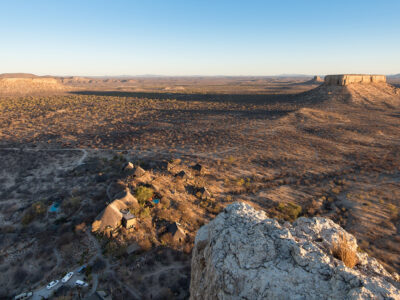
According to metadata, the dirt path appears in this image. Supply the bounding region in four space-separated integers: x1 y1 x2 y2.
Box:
90 273 99 296
76 149 88 166
106 182 113 202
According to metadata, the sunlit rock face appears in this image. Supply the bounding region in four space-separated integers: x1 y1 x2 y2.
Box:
190 202 400 300
324 74 386 86
0 77 66 94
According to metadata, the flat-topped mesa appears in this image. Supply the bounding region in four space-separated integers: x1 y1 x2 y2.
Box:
324 74 386 86
0 77 66 95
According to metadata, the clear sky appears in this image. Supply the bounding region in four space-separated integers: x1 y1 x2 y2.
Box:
0 0 399 76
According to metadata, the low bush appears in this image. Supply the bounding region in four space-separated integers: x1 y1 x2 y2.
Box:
32 202 46 215
21 201 46 225
277 202 302 221
129 206 151 219
331 233 358 268
388 204 399 218
62 196 80 212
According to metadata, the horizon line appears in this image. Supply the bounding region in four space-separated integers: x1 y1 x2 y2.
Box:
1 72 399 78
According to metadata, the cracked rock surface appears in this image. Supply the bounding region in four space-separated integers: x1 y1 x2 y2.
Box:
190 202 400 300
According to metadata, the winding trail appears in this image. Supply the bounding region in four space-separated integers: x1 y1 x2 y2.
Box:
106 182 113 202
76 149 88 166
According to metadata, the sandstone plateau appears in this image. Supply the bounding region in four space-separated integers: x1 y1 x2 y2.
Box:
190 203 400 300
324 74 386 86
0 77 66 95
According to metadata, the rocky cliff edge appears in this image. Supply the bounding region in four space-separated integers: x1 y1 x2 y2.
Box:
190 202 400 300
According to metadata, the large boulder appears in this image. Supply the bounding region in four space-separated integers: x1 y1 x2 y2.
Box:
190 202 400 300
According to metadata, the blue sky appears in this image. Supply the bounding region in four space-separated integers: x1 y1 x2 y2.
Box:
0 0 399 76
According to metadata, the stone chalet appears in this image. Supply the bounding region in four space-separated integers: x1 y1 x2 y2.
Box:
121 209 137 229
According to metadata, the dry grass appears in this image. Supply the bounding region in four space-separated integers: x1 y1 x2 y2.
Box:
331 233 358 268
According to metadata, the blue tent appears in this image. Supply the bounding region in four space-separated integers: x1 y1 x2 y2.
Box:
49 202 60 213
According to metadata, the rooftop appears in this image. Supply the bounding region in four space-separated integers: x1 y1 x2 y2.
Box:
121 210 135 220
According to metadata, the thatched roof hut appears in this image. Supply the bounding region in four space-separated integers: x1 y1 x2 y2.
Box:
92 188 139 233
166 222 186 243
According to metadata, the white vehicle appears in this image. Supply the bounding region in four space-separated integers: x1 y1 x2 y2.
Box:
75 280 89 287
61 272 74 283
46 280 59 290
14 292 33 300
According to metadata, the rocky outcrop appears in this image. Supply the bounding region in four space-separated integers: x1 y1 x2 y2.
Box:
312 75 323 82
324 74 386 86
190 202 399 300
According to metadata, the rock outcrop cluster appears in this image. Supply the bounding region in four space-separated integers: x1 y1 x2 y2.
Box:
324 74 386 86
190 202 399 300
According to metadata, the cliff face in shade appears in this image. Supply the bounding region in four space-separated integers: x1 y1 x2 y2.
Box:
190 202 400 300
324 74 386 86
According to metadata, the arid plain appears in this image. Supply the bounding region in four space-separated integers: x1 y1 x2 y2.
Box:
0 74 399 299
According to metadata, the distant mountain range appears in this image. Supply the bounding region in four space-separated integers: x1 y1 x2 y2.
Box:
1 73 399 79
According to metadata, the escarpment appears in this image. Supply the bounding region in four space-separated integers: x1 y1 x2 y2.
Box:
0 77 66 95
324 74 386 86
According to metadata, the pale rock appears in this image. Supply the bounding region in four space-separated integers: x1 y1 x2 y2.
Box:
134 166 146 177
123 162 134 171
190 202 400 300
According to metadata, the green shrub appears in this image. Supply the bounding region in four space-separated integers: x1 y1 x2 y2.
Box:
226 156 236 164
129 206 151 219
32 202 46 215
135 186 154 204
388 204 399 218
140 207 151 218
236 178 245 186
277 202 302 221
21 202 46 225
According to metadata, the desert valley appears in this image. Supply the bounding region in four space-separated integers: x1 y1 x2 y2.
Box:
0 73 399 299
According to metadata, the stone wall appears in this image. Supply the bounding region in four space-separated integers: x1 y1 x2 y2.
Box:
324 74 386 86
